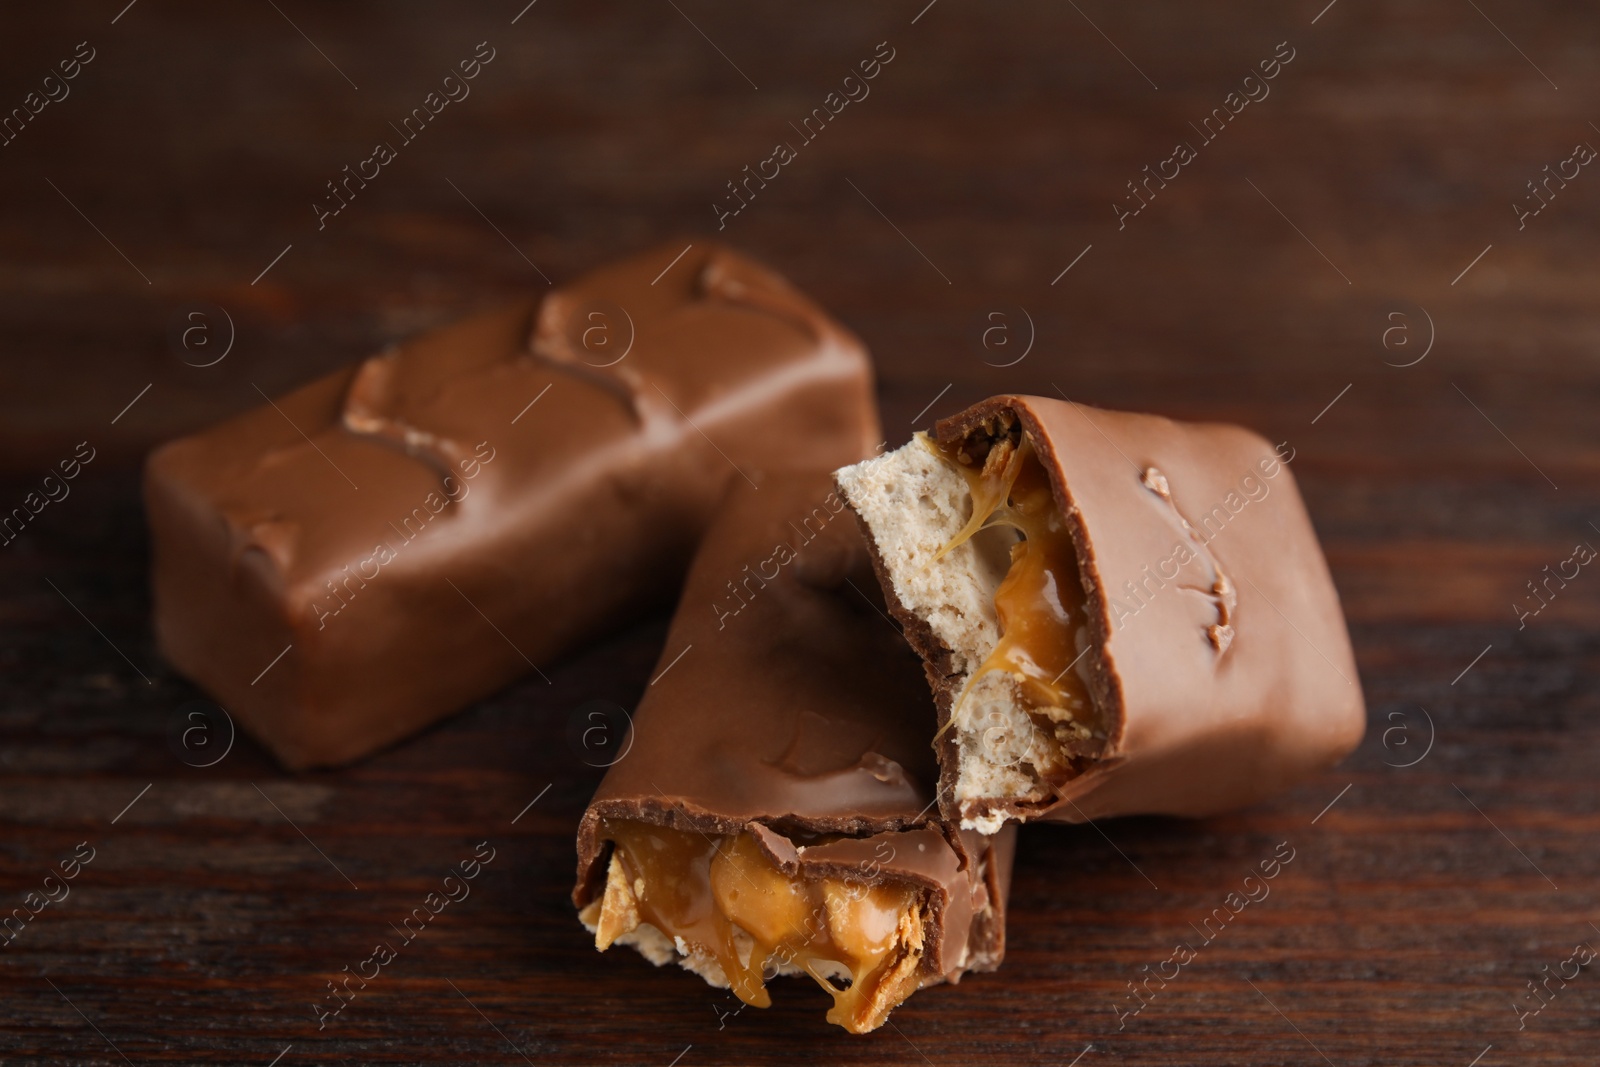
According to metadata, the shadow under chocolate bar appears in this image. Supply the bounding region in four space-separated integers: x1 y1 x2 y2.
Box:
574 471 1014 1034
145 242 880 768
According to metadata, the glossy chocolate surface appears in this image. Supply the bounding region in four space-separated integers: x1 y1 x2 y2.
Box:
867 394 1366 824
144 242 879 768
573 472 1013 985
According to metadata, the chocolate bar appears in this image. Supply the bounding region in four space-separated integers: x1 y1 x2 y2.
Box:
573 472 1015 1034
145 242 879 768
834 394 1365 832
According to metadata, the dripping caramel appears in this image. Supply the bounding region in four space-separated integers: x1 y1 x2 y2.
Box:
928 432 1092 724
587 820 923 1034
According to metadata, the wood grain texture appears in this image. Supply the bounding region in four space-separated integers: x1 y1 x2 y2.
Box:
2 1 1597 1063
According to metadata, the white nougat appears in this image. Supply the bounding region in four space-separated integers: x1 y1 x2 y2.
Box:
835 438 1074 833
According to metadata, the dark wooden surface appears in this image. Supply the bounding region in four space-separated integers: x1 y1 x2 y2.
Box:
3 2 1598 1063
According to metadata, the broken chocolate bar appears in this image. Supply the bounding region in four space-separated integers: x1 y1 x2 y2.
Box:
573 472 1015 1034
834 394 1365 833
145 242 879 768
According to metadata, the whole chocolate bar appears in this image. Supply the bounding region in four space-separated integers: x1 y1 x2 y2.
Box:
145 242 880 768
834 394 1365 832
573 472 1014 1034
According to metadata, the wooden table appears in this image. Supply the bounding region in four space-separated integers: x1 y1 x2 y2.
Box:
3 2 1596 1063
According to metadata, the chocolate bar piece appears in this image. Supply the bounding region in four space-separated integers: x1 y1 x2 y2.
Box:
145 242 879 768
834 394 1365 833
573 473 1015 1034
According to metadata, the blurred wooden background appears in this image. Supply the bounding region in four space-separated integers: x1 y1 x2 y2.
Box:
2 1 1597 1064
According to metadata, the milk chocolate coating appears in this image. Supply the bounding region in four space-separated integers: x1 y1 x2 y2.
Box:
573 472 1015 983
866 394 1365 824
144 242 880 768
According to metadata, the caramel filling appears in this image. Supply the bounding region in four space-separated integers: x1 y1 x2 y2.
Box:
585 820 924 1034
931 433 1093 729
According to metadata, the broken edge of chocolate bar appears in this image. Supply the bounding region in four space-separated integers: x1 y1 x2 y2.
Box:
834 394 1365 833
574 816 1011 1034
571 473 1014 1033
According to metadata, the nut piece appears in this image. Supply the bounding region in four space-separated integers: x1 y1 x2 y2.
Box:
594 852 641 950
834 904 927 1034
822 881 903 962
